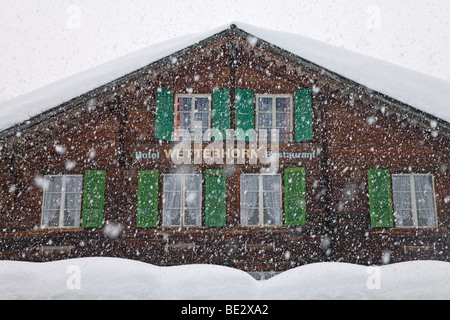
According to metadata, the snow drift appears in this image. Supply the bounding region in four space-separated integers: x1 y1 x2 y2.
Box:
0 257 449 300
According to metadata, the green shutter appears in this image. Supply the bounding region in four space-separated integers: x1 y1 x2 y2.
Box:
294 88 313 142
284 167 307 226
368 169 394 228
154 87 174 141
137 170 159 227
235 88 255 142
82 170 106 228
212 88 231 141
205 169 226 227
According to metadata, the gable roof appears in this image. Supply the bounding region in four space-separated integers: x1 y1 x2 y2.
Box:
0 22 449 139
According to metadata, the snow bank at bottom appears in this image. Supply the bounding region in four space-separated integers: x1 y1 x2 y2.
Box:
0 258 448 300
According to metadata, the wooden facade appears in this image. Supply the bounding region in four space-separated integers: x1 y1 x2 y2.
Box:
0 25 448 271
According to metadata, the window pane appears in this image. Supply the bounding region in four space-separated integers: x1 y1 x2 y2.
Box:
165 176 181 191
42 210 59 227
242 209 259 226
259 128 271 142
44 193 61 210
277 128 286 142
414 175 433 192
258 113 272 127
66 176 83 192
264 208 282 225
417 210 436 227
184 209 201 226
394 210 414 227
266 128 277 142
194 112 209 128
263 175 281 190
185 191 201 208
276 113 289 127
393 192 411 209
195 98 209 111
47 176 62 192
65 193 82 209
181 112 191 128
276 97 289 111
392 176 410 192
185 175 201 191
415 191 435 209
163 209 181 226
242 191 259 208
258 98 272 111
63 210 80 227
163 192 181 209
242 175 259 191
263 191 281 208
180 98 191 111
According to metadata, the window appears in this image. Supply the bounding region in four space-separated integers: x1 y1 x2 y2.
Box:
41 175 83 228
392 174 437 227
240 174 282 226
174 95 211 141
256 95 292 142
163 174 202 226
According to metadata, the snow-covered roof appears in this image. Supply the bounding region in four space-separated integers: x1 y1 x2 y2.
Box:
0 22 449 133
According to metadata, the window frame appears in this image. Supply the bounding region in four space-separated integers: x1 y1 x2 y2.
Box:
173 94 212 141
162 173 203 227
40 174 83 229
240 173 283 227
255 94 294 143
391 173 438 228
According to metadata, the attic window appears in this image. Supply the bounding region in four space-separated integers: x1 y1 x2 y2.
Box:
173 94 211 141
256 95 293 142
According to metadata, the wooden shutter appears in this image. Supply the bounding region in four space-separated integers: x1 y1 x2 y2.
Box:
154 87 174 141
82 170 106 228
212 88 231 141
284 167 307 226
136 170 159 227
294 88 313 142
367 169 394 228
235 88 255 141
205 169 226 227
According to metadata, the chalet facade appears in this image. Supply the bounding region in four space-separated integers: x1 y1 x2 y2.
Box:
0 25 449 273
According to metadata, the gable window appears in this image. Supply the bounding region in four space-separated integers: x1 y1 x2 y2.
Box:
163 174 202 226
240 173 282 226
41 175 83 228
392 174 437 227
174 95 211 141
256 95 292 142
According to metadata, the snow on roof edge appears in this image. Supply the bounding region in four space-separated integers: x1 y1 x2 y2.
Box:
0 22 449 133
235 22 450 124
0 25 231 132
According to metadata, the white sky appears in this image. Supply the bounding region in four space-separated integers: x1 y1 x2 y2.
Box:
1 0 449 103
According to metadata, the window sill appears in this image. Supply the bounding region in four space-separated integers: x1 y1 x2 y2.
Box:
35 227 86 233
368 226 446 234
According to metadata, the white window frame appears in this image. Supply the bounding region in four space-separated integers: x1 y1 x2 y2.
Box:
392 173 438 228
255 94 293 143
173 94 211 141
162 173 203 227
240 173 282 227
40 174 83 229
